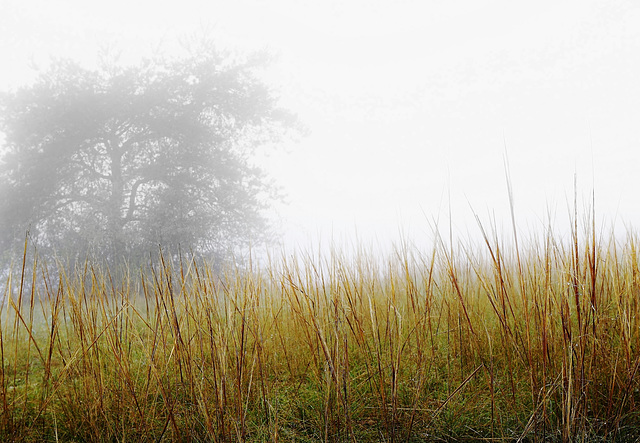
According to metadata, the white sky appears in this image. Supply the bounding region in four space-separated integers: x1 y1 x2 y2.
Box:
2 0 640 252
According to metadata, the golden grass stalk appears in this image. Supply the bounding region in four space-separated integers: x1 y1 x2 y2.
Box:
0 212 639 441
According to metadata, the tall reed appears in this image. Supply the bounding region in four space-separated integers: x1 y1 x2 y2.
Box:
1 215 639 441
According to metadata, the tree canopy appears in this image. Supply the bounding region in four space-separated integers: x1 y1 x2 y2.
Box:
0 45 298 268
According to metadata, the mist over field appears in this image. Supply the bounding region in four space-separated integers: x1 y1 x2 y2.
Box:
2 3 640 441
2 0 639 257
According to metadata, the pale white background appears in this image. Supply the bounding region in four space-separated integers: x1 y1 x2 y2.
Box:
2 0 640 252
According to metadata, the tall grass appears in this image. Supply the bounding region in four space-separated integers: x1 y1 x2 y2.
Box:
1 213 640 441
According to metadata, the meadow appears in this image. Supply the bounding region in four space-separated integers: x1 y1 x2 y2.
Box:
1 211 639 442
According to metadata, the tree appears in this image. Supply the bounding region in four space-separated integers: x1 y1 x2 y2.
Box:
0 45 297 268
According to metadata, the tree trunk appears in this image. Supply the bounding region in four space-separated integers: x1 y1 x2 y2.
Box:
108 148 125 265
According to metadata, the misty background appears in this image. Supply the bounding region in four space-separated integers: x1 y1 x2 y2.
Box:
2 0 640 253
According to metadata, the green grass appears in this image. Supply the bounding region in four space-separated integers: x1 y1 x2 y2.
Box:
1 214 640 441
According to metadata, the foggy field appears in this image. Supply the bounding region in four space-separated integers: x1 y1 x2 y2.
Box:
2 2 640 441
1 216 639 442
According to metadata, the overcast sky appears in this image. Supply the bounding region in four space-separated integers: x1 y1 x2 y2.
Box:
3 0 640 251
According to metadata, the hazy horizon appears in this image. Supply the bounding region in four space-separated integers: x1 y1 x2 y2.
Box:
3 0 640 254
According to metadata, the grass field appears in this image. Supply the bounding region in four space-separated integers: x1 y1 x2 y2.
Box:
1 212 640 442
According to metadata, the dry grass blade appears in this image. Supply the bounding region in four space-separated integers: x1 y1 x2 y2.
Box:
1 214 639 441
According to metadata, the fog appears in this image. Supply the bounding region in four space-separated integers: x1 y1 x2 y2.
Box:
3 0 640 255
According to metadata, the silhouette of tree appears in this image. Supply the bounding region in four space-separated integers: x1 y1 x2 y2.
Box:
0 44 298 268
